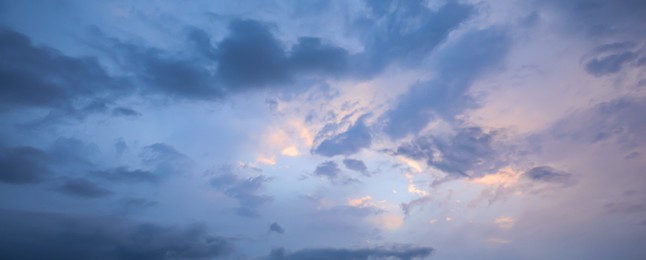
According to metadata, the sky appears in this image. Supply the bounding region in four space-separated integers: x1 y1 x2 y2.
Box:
0 0 645 259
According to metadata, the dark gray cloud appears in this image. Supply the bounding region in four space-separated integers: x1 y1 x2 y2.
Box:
397 127 502 178
93 29 221 101
214 19 290 88
524 166 576 186
342 158 368 174
289 37 349 75
0 138 98 186
56 178 113 198
0 209 233 260
314 161 341 179
0 1 481 114
0 146 52 184
268 244 433 260
383 27 510 139
314 117 372 157
215 19 349 89
209 166 273 218
0 27 130 119
90 167 159 184
269 222 285 234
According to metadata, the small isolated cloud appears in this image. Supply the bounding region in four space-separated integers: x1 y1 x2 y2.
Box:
524 166 576 186
314 161 341 179
495 217 516 229
269 222 285 234
342 158 368 174
313 161 356 184
267 244 433 260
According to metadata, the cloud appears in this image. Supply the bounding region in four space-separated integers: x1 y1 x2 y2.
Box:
98 33 221 100
314 117 372 157
551 96 646 149
400 196 432 216
269 222 285 234
90 167 159 184
397 127 502 178
524 166 575 186
382 27 511 139
267 244 433 260
342 158 368 174
120 197 159 210
0 146 52 184
0 209 233 260
209 166 273 218
0 27 129 117
353 1 474 76
140 143 191 175
112 107 141 117
314 161 341 179
581 41 642 76
214 19 290 88
56 178 113 198
538 0 646 37
288 37 349 75
215 19 350 90
0 137 99 186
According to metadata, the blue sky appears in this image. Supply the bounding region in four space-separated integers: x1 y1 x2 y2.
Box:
0 0 645 259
